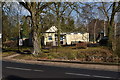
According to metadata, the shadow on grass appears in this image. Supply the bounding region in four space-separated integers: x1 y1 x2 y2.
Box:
2 48 32 55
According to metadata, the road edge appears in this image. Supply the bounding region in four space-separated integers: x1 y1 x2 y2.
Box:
2 58 120 72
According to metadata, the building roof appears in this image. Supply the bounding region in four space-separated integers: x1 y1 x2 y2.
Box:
46 26 58 33
45 26 89 34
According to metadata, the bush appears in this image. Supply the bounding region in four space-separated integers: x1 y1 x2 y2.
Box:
76 42 87 49
3 40 17 48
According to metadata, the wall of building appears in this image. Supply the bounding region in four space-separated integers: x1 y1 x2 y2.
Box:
44 33 56 46
44 33 89 46
66 33 89 45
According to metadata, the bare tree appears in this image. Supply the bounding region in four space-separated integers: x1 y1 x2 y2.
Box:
18 2 53 54
2 2 22 42
47 2 75 47
97 2 120 50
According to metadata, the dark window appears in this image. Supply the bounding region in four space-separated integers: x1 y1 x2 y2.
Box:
60 37 63 40
48 36 52 40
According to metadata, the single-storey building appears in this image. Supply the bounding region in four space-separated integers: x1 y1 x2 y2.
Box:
43 26 89 46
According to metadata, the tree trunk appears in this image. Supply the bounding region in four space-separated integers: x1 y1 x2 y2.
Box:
107 2 116 50
33 31 42 55
31 5 42 54
56 3 61 47
93 20 97 43
104 20 106 36
57 19 61 47
112 23 117 51
18 2 53 54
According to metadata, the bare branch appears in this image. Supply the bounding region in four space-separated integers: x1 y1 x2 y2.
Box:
101 2 110 21
19 2 32 15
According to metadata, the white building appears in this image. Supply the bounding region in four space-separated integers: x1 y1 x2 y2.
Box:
0 33 1 39
43 26 89 46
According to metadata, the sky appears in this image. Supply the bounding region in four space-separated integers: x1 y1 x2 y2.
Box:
3 2 120 25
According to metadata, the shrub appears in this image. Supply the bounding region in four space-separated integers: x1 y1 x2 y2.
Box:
3 40 17 48
76 42 87 49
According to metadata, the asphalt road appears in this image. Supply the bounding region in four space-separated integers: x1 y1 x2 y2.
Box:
2 60 120 80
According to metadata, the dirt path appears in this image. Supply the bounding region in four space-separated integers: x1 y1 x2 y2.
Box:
4 54 20 59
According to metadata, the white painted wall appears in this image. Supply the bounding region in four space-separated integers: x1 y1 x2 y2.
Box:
44 33 89 46
44 33 55 45
0 34 1 38
66 33 89 45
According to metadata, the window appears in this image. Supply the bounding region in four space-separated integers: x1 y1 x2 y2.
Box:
60 37 63 40
48 36 52 40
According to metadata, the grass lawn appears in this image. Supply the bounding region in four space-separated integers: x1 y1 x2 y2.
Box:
13 46 119 63
2 47 33 57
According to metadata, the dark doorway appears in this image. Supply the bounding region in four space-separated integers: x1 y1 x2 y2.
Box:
41 36 44 46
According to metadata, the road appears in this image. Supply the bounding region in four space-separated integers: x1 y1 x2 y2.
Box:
2 60 120 80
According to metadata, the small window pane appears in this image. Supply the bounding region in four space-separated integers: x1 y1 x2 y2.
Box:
48 36 52 40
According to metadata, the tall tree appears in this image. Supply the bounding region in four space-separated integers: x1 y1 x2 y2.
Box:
47 3 67 47
98 2 120 50
2 3 20 42
19 2 52 54
2 14 11 41
61 17 75 32
48 2 79 47
21 16 30 38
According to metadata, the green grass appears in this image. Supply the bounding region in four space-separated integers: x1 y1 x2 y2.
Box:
2 47 33 57
9 46 119 63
